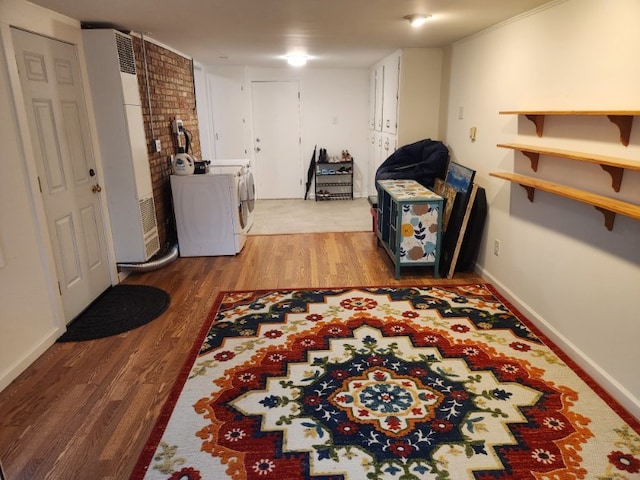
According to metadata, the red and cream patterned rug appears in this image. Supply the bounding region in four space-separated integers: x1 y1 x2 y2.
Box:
131 285 640 479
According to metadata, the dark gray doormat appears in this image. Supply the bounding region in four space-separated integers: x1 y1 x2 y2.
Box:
57 284 170 342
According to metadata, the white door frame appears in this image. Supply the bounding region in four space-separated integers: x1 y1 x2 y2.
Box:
1 24 118 331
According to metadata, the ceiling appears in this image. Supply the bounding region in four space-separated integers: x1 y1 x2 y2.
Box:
31 0 553 68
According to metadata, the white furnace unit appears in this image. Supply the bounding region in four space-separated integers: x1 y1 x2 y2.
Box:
82 29 160 262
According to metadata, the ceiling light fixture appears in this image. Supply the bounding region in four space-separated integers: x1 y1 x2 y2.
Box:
403 14 431 28
286 55 308 67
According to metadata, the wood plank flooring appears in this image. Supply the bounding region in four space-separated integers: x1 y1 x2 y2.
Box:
0 232 484 479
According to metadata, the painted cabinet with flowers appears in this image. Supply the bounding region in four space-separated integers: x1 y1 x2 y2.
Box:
376 179 443 279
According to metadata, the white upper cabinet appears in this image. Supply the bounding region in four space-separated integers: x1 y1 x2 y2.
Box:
368 68 377 130
381 50 401 135
373 63 384 131
367 48 443 195
369 48 443 145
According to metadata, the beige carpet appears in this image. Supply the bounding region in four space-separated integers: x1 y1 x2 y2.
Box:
249 198 373 235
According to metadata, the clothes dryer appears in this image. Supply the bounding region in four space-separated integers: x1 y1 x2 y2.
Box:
211 159 255 218
170 166 248 256
209 165 252 231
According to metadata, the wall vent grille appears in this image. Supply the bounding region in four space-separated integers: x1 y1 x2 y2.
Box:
144 234 160 259
139 196 157 235
115 33 136 75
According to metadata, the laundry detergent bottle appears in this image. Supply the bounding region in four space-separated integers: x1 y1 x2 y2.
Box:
173 147 195 175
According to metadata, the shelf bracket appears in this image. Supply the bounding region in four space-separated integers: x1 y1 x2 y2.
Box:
607 115 633 146
521 151 540 171
599 164 624 192
594 207 616 231
518 184 536 202
525 114 545 137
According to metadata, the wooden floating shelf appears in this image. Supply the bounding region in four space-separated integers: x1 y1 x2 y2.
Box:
489 171 640 231
497 143 640 192
499 110 640 146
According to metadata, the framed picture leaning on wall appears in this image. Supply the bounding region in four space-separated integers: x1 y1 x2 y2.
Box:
433 178 461 232
444 161 476 197
440 161 477 277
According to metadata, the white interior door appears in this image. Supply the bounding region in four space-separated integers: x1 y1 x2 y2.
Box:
12 28 111 322
192 64 214 161
251 81 302 199
211 70 249 159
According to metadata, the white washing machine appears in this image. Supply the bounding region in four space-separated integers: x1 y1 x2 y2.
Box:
170 166 249 256
211 159 255 220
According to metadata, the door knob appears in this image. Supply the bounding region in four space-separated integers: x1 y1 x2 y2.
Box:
256 147 261 152
89 168 96 177
92 184 102 193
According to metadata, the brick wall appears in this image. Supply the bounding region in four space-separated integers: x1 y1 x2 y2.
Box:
132 36 201 248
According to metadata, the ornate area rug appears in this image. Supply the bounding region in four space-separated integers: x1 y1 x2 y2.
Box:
131 285 640 479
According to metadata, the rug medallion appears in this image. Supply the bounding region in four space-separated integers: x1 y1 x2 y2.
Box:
132 285 640 479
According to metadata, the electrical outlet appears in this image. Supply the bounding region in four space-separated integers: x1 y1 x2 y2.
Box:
493 239 500 256
172 118 184 134
153 139 162 152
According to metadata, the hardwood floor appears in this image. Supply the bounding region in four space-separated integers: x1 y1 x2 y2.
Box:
0 232 484 479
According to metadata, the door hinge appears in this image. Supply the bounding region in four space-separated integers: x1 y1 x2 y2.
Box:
37 176 43 193
57 281 62 296
299 137 302 144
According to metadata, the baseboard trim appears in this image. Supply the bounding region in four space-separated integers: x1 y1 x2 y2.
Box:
0 328 60 392
477 265 640 422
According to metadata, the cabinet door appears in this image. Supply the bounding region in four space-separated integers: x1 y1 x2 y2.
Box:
389 200 398 254
382 51 400 134
400 201 440 264
369 131 379 195
376 186 391 243
381 133 397 162
374 63 384 131
370 132 398 196
368 69 377 130
374 131 385 174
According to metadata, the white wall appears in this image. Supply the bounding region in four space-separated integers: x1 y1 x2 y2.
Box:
397 48 443 145
205 66 370 196
444 0 640 417
292 68 369 196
